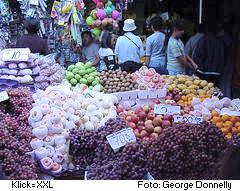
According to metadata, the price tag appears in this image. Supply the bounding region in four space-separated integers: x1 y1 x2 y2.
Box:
154 104 181 115
0 91 9 102
106 128 136 151
231 99 240 111
174 115 203 124
29 0 39 6
2 48 30 61
220 110 240 117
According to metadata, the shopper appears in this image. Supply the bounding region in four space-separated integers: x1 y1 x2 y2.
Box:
185 23 206 58
16 18 48 55
81 31 100 68
193 25 224 84
165 20 197 75
146 16 167 74
98 31 115 71
115 19 144 73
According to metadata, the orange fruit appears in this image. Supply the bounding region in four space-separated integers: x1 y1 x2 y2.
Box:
181 95 187 101
236 126 240 132
211 110 219 117
216 122 223 128
226 133 232 139
221 128 229 134
221 115 230 122
235 122 240 128
211 116 221 124
232 127 238 134
230 116 239 124
223 121 233 129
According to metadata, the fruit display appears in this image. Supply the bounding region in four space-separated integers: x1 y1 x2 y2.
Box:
117 101 174 140
65 62 100 88
131 66 166 90
70 118 127 169
146 122 229 179
28 84 118 174
100 70 138 93
0 88 38 180
86 142 148 180
35 55 65 90
163 75 216 98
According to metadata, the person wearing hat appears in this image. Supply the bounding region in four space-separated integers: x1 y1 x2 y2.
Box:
16 18 48 55
114 19 144 73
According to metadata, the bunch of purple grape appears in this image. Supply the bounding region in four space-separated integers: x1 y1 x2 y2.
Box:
0 88 38 180
146 122 229 180
87 142 148 180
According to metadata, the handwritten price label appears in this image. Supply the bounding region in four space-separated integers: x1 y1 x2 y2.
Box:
106 128 136 151
231 99 240 111
0 91 9 102
174 115 203 124
2 48 30 61
154 104 181 115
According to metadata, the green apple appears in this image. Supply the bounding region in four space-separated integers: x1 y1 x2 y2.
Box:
75 74 81 81
76 62 84 67
70 78 78 86
67 65 75 71
83 74 89 79
66 72 74 80
72 68 79 75
85 62 92 69
86 68 93 74
92 80 98 86
87 76 94 83
78 70 86 76
80 78 88 84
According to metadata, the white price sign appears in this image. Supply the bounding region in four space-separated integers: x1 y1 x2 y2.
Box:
0 91 9 102
231 99 240 111
106 128 136 151
154 104 181 115
174 115 203 124
29 0 39 6
220 110 240 117
2 48 30 61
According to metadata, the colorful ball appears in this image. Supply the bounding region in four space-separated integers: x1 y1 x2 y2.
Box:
92 28 101 37
86 16 94 26
96 2 104 9
90 10 97 20
94 19 102 27
96 9 106 20
105 6 112 15
112 10 120 20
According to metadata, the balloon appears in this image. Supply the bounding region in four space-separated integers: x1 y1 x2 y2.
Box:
94 19 102 27
112 10 120 20
86 16 94 26
92 28 101 37
107 18 113 25
105 1 113 7
90 10 97 20
101 18 108 26
105 6 112 15
96 9 106 20
96 2 104 9
92 0 102 4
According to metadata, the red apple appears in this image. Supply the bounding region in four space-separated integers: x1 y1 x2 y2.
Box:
147 112 155 120
131 114 139 124
152 117 162 126
138 125 146 131
117 105 124 114
145 120 153 127
127 110 135 116
174 94 181 102
135 107 143 114
163 114 172 121
165 95 172 100
146 125 154 133
128 122 137 129
140 130 148 138
154 126 162 134
137 121 145 126
143 105 150 113
134 129 140 137
138 111 147 120
162 120 171 128
126 116 132 122
150 132 159 139
119 112 126 119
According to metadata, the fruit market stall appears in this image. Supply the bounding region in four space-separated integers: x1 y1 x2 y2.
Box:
1 47 240 180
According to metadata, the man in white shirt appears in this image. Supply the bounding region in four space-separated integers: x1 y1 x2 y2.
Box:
115 19 144 72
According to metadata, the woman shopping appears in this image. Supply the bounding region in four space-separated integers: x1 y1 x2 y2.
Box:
165 20 198 75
